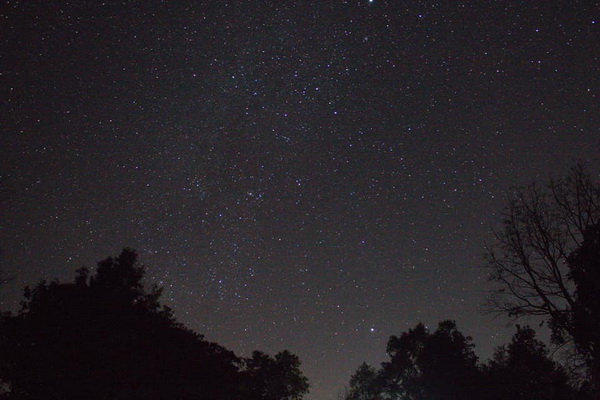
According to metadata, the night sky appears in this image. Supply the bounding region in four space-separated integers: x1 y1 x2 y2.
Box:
1 1 599 398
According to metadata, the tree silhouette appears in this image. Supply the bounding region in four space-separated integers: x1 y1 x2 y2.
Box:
242 350 310 400
483 325 582 400
344 322 587 400
566 222 600 388
484 163 600 388
345 362 381 400
0 249 309 400
346 321 481 400
415 320 481 399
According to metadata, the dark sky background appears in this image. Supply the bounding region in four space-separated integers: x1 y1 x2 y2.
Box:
1 1 599 398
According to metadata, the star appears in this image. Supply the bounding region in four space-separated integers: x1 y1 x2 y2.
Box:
2 2 598 399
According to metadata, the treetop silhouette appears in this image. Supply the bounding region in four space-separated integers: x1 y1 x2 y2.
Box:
0 248 309 400
484 163 600 389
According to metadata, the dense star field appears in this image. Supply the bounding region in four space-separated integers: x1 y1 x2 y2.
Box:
1 1 599 398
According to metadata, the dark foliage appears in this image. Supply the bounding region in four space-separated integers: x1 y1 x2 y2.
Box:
484 164 600 389
345 321 481 400
0 249 309 400
242 350 309 400
567 223 600 382
483 326 582 400
345 322 585 400
345 362 381 400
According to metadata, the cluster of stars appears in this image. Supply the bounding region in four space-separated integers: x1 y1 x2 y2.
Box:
1 1 599 399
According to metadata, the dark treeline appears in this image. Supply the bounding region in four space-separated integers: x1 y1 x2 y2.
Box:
343 321 590 400
0 249 309 400
1 163 598 400
343 163 600 400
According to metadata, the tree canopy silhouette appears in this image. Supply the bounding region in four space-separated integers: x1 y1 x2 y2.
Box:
484 163 600 389
344 321 481 400
345 362 380 400
565 223 600 383
242 350 309 400
344 321 586 400
483 325 581 400
0 248 309 400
